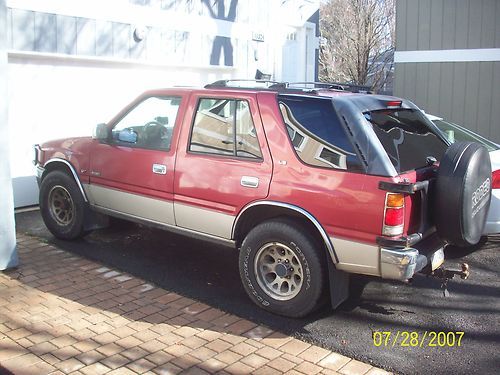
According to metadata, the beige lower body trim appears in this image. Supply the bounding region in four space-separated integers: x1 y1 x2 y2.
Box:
331 237 381 276
174 202 234 239
83 184 175 226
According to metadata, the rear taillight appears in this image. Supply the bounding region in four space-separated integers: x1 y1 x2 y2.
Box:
492 170 500 189
383 193 404 236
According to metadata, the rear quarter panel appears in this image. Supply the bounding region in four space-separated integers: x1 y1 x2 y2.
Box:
257 92 401 245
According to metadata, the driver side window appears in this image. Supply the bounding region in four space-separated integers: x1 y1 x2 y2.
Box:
112 96 181 151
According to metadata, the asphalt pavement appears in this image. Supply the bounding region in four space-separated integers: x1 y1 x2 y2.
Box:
15 209 500 375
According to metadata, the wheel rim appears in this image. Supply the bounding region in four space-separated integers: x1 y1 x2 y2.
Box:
48 185 74 226
254 242 304 301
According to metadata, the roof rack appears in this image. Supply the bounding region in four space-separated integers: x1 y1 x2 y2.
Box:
204 79 287 89
204 79 320 95
203 79 372 95
287 81 373 93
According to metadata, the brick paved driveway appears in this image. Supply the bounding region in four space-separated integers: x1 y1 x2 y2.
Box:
0 234 389 375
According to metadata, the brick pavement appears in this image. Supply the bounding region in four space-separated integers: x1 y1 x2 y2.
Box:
0 233 391 375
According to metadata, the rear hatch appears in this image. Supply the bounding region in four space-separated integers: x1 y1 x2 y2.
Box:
364 106 450 237
364 108 449 175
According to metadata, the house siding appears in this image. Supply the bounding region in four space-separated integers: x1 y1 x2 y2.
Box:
395 0 500 143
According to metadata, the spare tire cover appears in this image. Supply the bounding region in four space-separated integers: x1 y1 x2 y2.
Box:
434 142 492 247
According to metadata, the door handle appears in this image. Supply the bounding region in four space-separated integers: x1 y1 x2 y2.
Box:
241 176 259 188
152 164 167 175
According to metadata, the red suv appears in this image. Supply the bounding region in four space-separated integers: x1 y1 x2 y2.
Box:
34 81 492 317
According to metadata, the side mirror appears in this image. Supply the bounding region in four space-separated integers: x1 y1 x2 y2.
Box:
93 123 109 141
118 129 138 144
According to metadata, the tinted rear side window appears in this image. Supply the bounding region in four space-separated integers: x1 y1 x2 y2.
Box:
278 95 363 172
365 109 447 173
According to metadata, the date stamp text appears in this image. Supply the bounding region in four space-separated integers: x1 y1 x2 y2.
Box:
372 331 464 347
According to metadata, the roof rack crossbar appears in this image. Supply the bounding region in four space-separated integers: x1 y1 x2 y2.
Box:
287 81 373 93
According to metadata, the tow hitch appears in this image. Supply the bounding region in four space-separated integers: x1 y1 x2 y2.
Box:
432 263 470 297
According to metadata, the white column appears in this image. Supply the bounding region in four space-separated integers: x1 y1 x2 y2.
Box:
0 0 18 270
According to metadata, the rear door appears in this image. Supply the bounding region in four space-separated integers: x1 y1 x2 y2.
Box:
87 92 185 225
173 92 273 239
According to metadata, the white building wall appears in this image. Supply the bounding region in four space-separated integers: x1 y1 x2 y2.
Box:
7 0 319 207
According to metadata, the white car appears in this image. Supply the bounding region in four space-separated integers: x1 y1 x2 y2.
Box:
427 114 500 235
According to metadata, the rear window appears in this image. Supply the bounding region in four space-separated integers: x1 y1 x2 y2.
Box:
278 95 363 172
365 109 448 173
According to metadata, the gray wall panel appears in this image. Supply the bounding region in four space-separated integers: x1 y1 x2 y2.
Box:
405 0 419 51
442 0 455 50
480 0 496 48
415 62 429 107
395 0 407 51
396 61 500 142
454 0 469 49
395 0 500 143
463 62 480 134
426 63 441 115
439 62 453 119
450 63 466 125
429 0 443 50
394 64 406 99
491 62 500 139
467 1 482 49
496 2 500 48
477 62 494 137
397 0 500 51
404 62 418 103
417 0 431 50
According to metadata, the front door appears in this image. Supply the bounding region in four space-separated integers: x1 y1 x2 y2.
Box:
88 94 184 225
173 93 273 239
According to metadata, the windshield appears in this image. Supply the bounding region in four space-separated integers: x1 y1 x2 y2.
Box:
432 119 499 152
366 109 448 173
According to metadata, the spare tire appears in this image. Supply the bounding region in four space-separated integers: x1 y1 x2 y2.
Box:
434 142 492 247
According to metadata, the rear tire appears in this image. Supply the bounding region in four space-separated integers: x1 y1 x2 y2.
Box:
39 170 87 240
238 219 327 318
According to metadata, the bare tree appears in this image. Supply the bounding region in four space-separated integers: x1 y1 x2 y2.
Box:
319 0 395 91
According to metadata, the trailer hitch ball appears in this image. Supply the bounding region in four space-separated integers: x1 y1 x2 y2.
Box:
459 263 470 280
433 263 470 297
434 263 470 280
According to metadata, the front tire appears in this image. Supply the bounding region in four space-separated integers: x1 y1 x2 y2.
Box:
238 219 327 318
39 170 86 240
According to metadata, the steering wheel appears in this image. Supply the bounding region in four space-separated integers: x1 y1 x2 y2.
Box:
143 121 166 146
144 121 162 130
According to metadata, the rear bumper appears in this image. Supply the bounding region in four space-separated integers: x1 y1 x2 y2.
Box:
380 248 422 280
379 234 445 281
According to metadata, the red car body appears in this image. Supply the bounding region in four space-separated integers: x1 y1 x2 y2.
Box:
34 82 492 317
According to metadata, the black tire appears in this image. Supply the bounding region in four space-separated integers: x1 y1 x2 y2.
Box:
39 170 87 240
238 219 327 318
434 142 492 247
